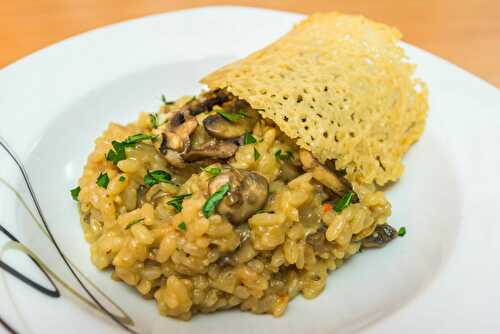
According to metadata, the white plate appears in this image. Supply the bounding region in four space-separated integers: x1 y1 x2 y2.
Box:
0 6 499 334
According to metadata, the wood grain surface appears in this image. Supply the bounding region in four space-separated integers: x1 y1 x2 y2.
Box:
1 0 499 86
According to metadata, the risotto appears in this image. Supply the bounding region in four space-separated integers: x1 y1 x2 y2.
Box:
71 12 426 320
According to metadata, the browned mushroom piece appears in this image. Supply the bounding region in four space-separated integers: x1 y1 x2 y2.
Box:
306 225 336 254
164 149 186 168
279 160 302 182
203 106 259 139
361 224 398 249
208 169 269 225
182 141 238 162
188 89 232 116
299 149 349 196
161 117 198 153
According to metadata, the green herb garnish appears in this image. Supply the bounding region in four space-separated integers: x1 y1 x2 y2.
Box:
96 172 110 189
161 94 174 105
202 166 221 176
144 170 172 186
178 222 187 231
202 183 230 218
106 133 157 165
119 175 126 182
217 109 247 122
254 147 261 161
125 218 144 230
106 140 126 164
167 194 192 213
150 113 158 129
70 186 81 201
398 227 407 237
334 191 354 213
275 149 293 161
122 133 157 146
243 132 257 145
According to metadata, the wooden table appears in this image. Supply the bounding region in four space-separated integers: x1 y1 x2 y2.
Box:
1 0 499 87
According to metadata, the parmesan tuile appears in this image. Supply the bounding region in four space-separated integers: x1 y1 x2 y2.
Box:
201 12 428 186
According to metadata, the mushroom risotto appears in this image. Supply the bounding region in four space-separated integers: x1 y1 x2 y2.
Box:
72 13 427 320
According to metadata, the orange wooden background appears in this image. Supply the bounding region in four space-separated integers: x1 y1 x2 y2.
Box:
1 0 499 86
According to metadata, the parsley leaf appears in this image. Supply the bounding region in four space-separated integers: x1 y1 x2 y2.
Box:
243 132 257 145
106 134 157 165
96 172 110 189
125 218 144 230
144 170 172 186
122 133 158 146
217 109 247 122
398 227 407 237
161 94 174 105
334 191 354 213
106 140 126 164
150 113 158 129
178 222 187 231
202 166 221 176
119 175 126 182
167 194 192 213
202 183 230 218
70 186 81 201
254 147 261 161
275 149 293 161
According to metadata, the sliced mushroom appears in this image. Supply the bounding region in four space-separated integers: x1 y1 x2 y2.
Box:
161 131 185 152
208 169 269 225
361 224 397 249
306 225 336 254
279 160 302 182
299 149 349 196
161 117 198 153
188 89 231 116
183 140 238 162
203 107 259 139
159 133 169 155
164 149 186 168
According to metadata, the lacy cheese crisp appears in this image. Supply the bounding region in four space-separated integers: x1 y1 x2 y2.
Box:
202 12 428 186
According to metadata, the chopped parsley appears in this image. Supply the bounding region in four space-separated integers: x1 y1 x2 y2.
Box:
243 132 257 145
161 94 174 105
150 113 158 129
119 175 126 182
202 183 230 218
70 186 81 201
334 191 354 213
144 170 172 186
122 134 157 146
275 149 293 161
167 194 192 213
178 222 187 231
254 147 261 161
398 227 407 237
202 166 221 177
125 218 144 230
217 109 247 122
106 133 157 165
106 140 126 164
96 172 110 189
